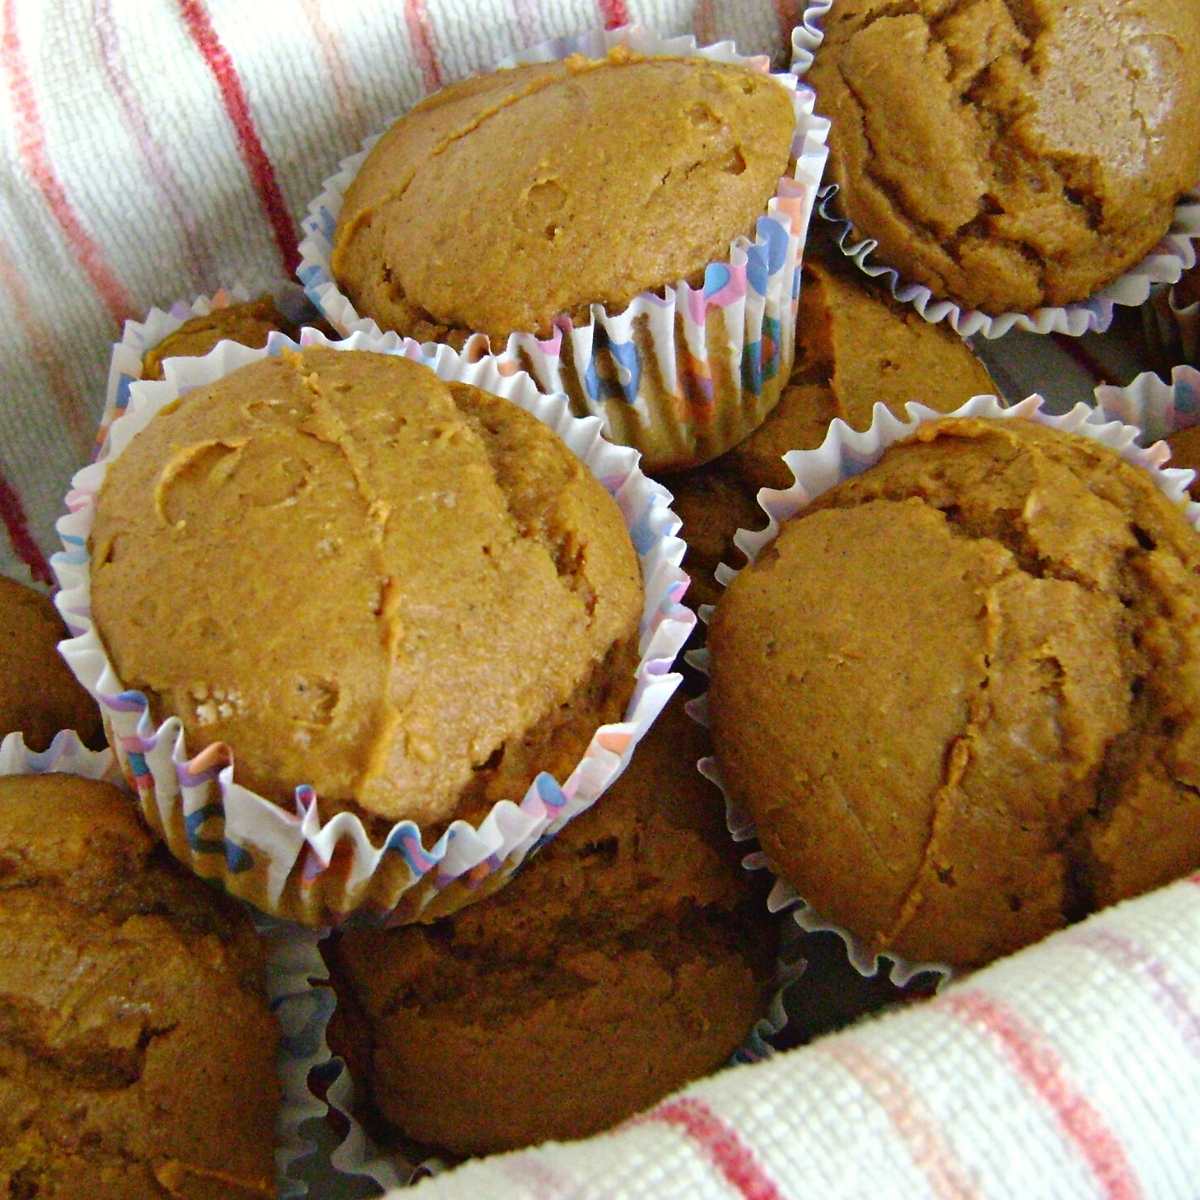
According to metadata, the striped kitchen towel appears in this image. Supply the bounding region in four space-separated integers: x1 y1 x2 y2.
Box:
402 873 1200 1199
0 0 800 585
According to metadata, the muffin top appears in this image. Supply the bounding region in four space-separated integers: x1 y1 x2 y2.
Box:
710 417 1200 967
808 0 1200 313
328 697 775 1155
668 251 998 608
141 297 301 381
0 773 278 1198
332 49 796 343
0 576 103 750
90 348 642 828
1166 424 1200 498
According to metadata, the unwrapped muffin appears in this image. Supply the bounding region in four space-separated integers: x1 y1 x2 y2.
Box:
0 576 102 749
325 45 807 471
709 416 1200 968
88 346 642 833
0 772 278 1197
325 697 777 1157
807 0 1200 315
670 252 998 607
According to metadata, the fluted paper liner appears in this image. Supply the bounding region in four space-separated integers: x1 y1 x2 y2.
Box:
1093 364 1200 456
792 1 1200 340
688 393 1200 987
52 330 694 928
297 24 830 472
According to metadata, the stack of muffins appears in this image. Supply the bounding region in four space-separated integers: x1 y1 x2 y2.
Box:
5 8 1200 1192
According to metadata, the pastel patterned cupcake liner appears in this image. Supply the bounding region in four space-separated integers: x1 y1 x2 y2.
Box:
297 24 830 472
687 392 1200 988
1143 284 1200 372
53 329 694 928
1093 364 1200 450
0 731 318 1199
314 922 802 1192
791 2 1200 340
97 281 316 461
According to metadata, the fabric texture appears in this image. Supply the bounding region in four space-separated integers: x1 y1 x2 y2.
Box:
0 0 798 584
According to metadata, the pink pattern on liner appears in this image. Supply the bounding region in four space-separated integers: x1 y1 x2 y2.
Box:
942 989 1142 1200
631 1096 783 1200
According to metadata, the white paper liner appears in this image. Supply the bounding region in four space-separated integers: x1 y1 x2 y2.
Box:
0 731 317 1198
52 329 695 928
316 922 802 1191
297 24 830 471
1092 364 1200 458
97 281 315 460
685 393 1200 989
1144 281 1200 369
791 3 1200 340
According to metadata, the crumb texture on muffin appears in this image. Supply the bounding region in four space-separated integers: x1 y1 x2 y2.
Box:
90 348 642 828
332 50 796 342
710 418 1200 966
327 698 775 1157
809 0 1200 313
0 576 103 750
0 773 278 1198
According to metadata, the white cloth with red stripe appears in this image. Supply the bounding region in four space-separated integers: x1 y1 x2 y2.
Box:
0 0 797 584
405 876 1200 1199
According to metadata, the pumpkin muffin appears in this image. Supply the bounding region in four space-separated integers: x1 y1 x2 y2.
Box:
1166 424 1200 498
709 417 1200 968
89 347 642 831
670 253 998 608
808 0 1200 314
330 48 799 471
325 697 776 1157
0 576 103 749
0 772 278 1197
140 296 304 380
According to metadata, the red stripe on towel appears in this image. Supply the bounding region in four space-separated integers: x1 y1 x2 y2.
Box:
635 1097 783 1200
1 0 132 325
944 990 1141 1200
178 0 299 273
597 0 629 31
404 0 443 93
0 464 51 585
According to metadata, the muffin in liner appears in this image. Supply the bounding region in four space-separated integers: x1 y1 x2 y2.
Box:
97 282 316 460
1143 283 1200 373
791 2 1200 340
52 330 694 928
0 730 321 1199
297 24 830 473
1093 364 1200 450
688 392 1200 987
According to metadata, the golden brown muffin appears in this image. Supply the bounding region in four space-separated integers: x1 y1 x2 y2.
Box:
141 297 302 380
1166 424 1200 498
670 253 999 608
326 698 776 1157
0 576 103 749
0 773 278 1198
333 50 794 344
808 0 1200 314
90 347 642 831
709 417 1200 968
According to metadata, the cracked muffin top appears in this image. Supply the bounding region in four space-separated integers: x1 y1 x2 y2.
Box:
326 696 776 1157
709 417 1200 967
331 48 796 343
89 348 642 829
0 575 103 750
0 772 278 1198
808 0 1200 314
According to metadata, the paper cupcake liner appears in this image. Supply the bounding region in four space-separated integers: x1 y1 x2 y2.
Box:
791 3 1200 340
0 731 318 1198
1143 283 1200 371
53 329 695 928
297 24 830 472
1092 364 1200 456
96 281 316 461
315 922 801 1190
686 392 1200 988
